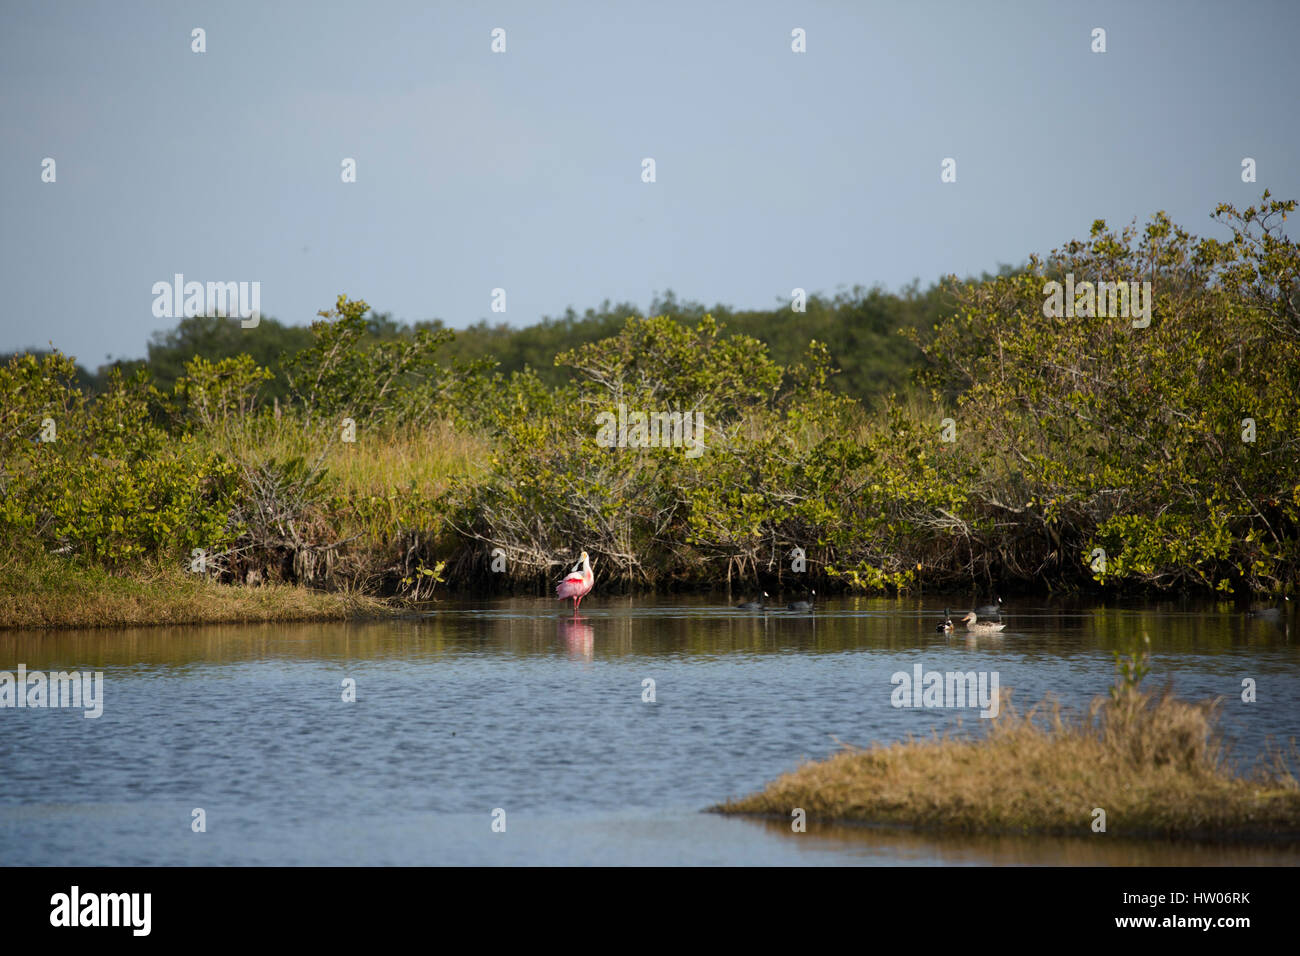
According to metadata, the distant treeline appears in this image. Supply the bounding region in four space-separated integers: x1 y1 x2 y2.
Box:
5 276 1009 407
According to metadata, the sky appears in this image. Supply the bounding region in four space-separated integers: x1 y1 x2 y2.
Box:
1 0 1298 367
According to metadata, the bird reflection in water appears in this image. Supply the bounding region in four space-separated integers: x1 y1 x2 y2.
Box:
558 617 594 658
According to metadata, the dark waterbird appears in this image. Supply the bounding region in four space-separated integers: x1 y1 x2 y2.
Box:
975 596 1003 617
787 590 816 612
735 592 769 610
1248 596 1291 620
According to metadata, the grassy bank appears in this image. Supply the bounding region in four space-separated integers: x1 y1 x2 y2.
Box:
714 678 1300 841
0 549 390 630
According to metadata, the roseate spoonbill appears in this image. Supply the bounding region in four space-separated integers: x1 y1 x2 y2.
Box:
937 608 953 633
787 590 816 611
961 611 1006 632
556 550 595 615
736 592 769 610
975 596 1003 617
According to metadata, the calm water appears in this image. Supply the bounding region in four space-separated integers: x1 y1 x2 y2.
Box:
1 596 1297 865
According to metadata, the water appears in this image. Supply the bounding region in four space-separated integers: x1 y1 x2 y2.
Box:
1 596 1297 865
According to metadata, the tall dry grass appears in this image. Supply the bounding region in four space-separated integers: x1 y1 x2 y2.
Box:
191 415 490 584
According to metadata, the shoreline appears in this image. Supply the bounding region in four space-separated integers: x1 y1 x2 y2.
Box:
0 563 396 631
3 572 1294 631
710 808 1300 848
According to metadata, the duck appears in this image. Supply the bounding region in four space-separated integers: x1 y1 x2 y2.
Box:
736 592 769 610
1248 596 1291 620
787 590 816 611
961 611 1006 632
936 608 953 633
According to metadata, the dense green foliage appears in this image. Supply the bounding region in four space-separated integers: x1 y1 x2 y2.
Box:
2 197 1296 600
432 282 966 405
6 278 965 407
908 194 1300 594
0 354 238 566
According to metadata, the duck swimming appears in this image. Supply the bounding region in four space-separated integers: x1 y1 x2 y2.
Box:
937 608 953 633
1248 596 1291 620
961 611 1006 632
787 590 816 611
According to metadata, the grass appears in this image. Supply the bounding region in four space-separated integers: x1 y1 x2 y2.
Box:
714 682 1300 841
326 420 490 496
194 415 490 545
196 416 489 498
0 547 391 630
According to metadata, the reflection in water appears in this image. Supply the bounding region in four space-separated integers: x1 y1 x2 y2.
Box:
0 594 1296 865
3 595 1292 668
745 817 1300 866
558 618 594 659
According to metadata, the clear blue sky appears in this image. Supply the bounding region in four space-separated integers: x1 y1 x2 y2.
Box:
2 0 1297 367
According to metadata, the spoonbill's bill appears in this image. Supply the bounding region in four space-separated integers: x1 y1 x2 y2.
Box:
556 551 595 615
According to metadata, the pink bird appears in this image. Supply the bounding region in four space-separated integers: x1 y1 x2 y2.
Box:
556 550 595 615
